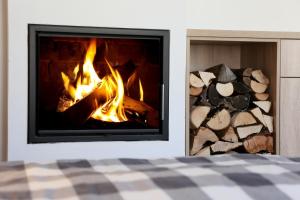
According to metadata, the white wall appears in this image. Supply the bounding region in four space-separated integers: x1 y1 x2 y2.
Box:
4 0 300 161
7 0 186 161
0 0 7 161
187 0 300 32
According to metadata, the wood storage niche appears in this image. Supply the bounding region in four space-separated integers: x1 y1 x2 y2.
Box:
186 38 278 156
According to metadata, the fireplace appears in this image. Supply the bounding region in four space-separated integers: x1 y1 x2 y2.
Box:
28 24 169 143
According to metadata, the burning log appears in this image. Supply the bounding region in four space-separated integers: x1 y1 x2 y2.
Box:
123 96 159 128
62 86 107 126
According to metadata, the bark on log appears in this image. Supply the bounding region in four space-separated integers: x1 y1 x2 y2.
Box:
206 64 237 83
190 127 218 155
243 77 251 87
216 82 234 97
208 84 222 106
231 112 257 127
123 96 159 128
232 82 250 94
243 135 273 153
207 109 231 131
62 86 108 126
237 124 263 139
190 106 211 129
211 141 242 153
229 94 250 111
250 80 268 93
253 101 271 113
242 68 253 77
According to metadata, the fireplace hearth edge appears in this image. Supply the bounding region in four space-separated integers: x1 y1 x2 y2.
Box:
28 24 169 143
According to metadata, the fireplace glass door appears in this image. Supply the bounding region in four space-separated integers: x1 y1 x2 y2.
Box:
28 24 169 143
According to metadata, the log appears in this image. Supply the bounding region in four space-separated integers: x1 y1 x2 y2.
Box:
206 64 237 83
253 101 271 113
243 77 251 87
190 73 204 88
229 94 250 110
217 64 237 83
208 84 222 106
237 124 263 139
62 86 108 126
190 106 210 129
123 96 159 128
232 82 250 94
231 112 256 127
250 80 268 93
199 71 216 86
251 69 270 85
250 107 266 126
190 86 203 96
211 141 242 153
255 93 269 101
243 135 273 153
242 68 253 77
207 109 231 131
222 126 239 143
216 82 234 97
263 114 273 133
195 146 211 156
190 127 218 155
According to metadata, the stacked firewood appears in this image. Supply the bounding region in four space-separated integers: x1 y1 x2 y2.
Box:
189 64 274 156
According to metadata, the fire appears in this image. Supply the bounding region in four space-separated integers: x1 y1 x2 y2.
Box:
60 39 144 123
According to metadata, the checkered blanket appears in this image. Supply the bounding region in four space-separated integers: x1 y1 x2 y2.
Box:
1 154 300 200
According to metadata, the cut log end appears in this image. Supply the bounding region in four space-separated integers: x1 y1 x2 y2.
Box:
190 127 218 155
216 82 234 97
190 106 210 129
190 73 204 88
250 80 268 93
207 109 231 131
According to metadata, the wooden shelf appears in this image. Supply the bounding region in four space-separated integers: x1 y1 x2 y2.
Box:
186 31 280 155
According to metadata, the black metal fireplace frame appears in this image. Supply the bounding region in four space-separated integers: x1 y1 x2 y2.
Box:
28 24 169 143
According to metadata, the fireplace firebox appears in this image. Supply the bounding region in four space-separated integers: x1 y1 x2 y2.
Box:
28 24 169 143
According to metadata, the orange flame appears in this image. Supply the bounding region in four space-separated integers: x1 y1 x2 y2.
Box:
60 39 133 122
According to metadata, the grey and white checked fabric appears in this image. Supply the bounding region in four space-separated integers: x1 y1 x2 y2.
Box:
1 154 300 200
